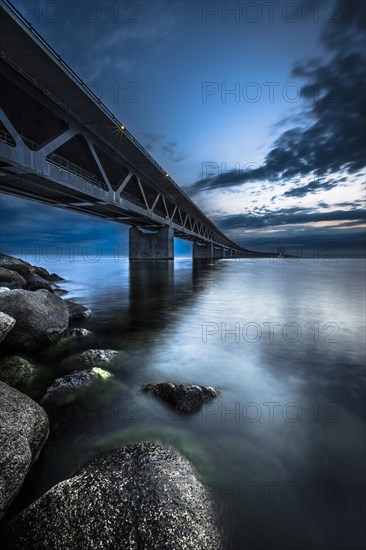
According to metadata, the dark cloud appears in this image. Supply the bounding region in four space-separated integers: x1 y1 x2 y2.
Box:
242 229 366 258
215 207 365 231
283 178 339 198
190 0 366 196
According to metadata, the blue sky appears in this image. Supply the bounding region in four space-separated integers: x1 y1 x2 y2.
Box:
1 0 365 257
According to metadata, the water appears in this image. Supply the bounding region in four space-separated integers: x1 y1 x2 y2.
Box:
4 257 366 549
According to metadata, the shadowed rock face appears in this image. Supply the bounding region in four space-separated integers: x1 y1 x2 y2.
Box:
0 311 16 343
142 382 219 414
0 267 26 288
0 356 36 388
0 289 69 351
6 443 222 550
24 272 56 292
0 382 49 519
0 254 33 276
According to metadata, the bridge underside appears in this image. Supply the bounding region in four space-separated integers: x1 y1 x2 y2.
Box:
0 2 247 261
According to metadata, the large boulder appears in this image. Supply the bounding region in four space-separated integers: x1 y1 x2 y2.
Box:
0 254 33 276
6 442 222 549
0 289 69 350
0 356 37 388
41 368 112 406
0 381 49 519
142 382 219 414
65 300 91 320
0 267 26 288
0 311 16 343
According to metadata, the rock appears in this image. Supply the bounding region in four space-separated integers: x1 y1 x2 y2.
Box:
40 368 112 405
7 442 222 549
32 266 64 282
69 328 92 339
25 272 56 292
0 381 49 519
142 382 219 414
0 289 69 351
62 349 118 369
0 356 37 388
53 288 68 297
0 254 33 276
0 267 26 288
49 272 64 282
65 300 91 320
0 311 16 343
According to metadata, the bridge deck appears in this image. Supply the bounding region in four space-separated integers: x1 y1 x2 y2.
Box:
0 0 246 253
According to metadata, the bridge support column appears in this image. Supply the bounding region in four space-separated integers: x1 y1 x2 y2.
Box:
193 242 213 259
129 226 174 260
213 245 225 259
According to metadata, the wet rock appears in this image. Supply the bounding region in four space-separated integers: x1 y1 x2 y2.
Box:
0 267 26 288
40 368 112 405
25 272 56 292
0 254 33 276
32 266 64 282
69 328 92 339
142 382 219 414
0 355 37 388
6 442 222 549
65 300 91 320
0 311 16 343
48 272 64 282
62 349 119 369
0 289 69 351
0 381 49 519
53 288 68 297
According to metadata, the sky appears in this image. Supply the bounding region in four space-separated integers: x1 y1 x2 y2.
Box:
0 0 365 257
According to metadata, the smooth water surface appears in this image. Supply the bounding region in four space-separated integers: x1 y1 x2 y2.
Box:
5 256 366 550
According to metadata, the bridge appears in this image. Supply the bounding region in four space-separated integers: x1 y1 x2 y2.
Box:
0 0 248 260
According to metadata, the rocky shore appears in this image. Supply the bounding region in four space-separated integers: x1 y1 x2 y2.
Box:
0 253 222 548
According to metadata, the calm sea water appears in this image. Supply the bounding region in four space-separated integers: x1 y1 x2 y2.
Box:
4 256 366 550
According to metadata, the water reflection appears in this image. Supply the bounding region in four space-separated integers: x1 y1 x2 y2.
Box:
2 257 365 550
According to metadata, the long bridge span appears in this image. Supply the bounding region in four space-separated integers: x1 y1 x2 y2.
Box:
0 0 248 260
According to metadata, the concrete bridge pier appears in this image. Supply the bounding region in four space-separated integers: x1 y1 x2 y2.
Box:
213 245 225 259
192 242 213 259
129 226 174 260
193 242 227 259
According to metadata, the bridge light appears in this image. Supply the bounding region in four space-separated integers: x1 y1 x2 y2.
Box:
120 125 125 131
165 173 169 177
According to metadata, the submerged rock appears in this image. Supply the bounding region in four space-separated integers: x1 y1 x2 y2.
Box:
7 442 222 549
65 300 91 320
0 355 37 388
142 382 219 414
62 349 119 369
69 328 92 339
0 311 16 343
0 381 49 519
40 368 112 405
0 267 26 288
0 289 69 351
